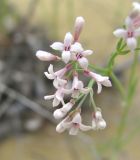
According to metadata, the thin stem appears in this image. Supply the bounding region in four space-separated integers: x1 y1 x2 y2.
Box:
90 91 97 111
110 72 125 98
111 51 139 159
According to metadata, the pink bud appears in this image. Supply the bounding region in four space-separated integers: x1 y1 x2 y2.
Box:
36 50 59 61
74 17 85 42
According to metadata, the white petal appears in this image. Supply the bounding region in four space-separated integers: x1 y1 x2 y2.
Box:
78 57 88 69
113 29 127 38
71 42 83 53
62 88 73 94
55 68 67 78
64 32 73 48
125 17 133 29
50 42 64 51
72 113 82 124
133 2 140 11
126 37 137 52
102 79 112 87
90 72 108 82
61 102 73 113
53 109 64 119
95 111 102 119
55 90 64 101
62 51 71 63
80 124 92 131
134 28 140 37
48 64 54 74
44 72 55 79
97 83 102 94
97 119 107 129
44 95 54 100
82 50 93 56
69 127 79 135
36 50 56 61
56 123 66 133
53 97 60 107
77 81 84 90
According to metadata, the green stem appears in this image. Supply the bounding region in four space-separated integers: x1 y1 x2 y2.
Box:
111 51 139 159
110 72 125 98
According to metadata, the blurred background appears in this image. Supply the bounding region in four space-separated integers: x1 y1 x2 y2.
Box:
0 0 140 159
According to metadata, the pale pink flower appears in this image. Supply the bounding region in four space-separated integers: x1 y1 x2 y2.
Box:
56 113 92 135
132 2 140 12
50 32 73 63
50 32 88 64
53 100 75 119
113 16 140 52
44 64 71 80
44 88 65 107
71 73 90 98
74 16 85 42
92 110 107 130
36 50 60 61
84 70 112 94
68 113 92 135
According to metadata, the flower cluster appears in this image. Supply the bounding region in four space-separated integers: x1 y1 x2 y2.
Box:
113 2 140 53
36 17 112 135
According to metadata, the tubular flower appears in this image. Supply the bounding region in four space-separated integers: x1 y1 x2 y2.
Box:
56 112 92 135
92 109 107 130
53 100 75 119
36 50 60 61
71 73 90 98
84 70 112 94
113 16 140 52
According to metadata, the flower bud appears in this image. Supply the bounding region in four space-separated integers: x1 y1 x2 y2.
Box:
36 50 59 61
56 123 65 133
98 119 106 129
74 16 85 41
95 111 102 119
53 109 64 119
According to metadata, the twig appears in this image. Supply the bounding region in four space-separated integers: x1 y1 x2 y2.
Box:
0 83 56 123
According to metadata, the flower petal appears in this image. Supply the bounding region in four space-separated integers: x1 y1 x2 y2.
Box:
71 42 83 53
36 50 56 61
125 17 133 29
133 2 140 12
78 57 88 69
134 28 140 37
113 29 127 38
61 102 73 113
53 97 60 107
72 113 82 124
50 42 64 51
82 50 93 56
126 37 137 52
80 124 92 131
44 95 55 100
69 127 79 135
44 72 55 79
64 32 73 48
55 90 64 101
97 83 102 94
102 79 112 87
74 17 85 41
62 51 71 63
53 109 64 119
56 122 66 133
